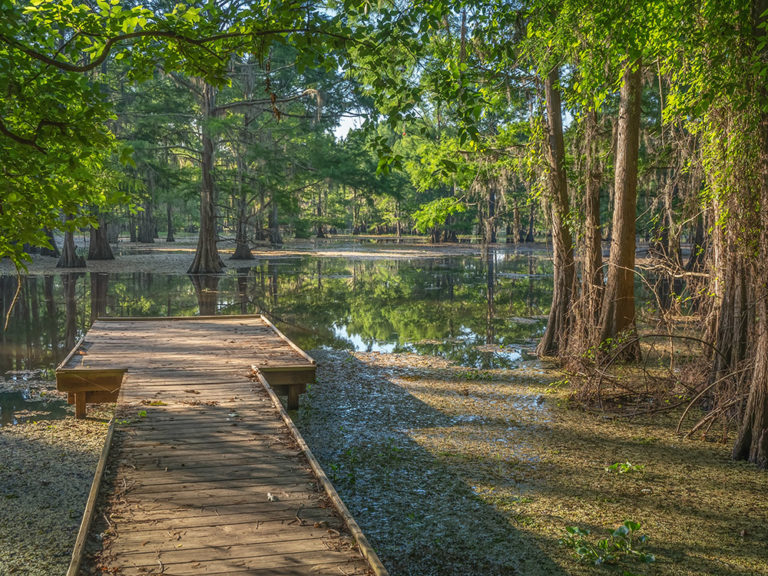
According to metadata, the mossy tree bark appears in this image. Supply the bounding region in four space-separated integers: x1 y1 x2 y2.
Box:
582 109 604 330
537 67 575 357
733 0 768 469
598 60 642 359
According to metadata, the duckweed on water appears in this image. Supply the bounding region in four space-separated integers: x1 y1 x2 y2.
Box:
298 349 768 576
0 405 113 576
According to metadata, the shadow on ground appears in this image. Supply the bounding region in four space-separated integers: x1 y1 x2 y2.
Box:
297 350 567 576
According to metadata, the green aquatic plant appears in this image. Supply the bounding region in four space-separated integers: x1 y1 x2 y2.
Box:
560 521 655 567
605 461 645 474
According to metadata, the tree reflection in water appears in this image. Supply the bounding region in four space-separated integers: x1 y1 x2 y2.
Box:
0 249 554 372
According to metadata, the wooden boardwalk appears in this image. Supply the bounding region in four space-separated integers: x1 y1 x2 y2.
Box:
58 316 381 576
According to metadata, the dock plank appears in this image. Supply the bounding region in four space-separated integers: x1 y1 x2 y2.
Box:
66 316 377 576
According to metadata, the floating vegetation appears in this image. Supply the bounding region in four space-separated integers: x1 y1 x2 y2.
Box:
299 349 768 576
0 408 113 575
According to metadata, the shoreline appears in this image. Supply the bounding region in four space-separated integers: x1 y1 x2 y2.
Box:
0 237 550 277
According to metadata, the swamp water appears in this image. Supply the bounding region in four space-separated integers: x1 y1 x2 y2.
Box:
0 248 554 377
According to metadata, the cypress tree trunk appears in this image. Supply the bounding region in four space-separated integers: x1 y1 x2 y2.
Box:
232 198 254 260
396 201 402 239
733 300 768 468
485 184 497 243
710 254 749 378
584 110 603 289
525 200 535 243
598 59 642 359
537 68 575 356
232 212 253 259
128 213 137 243
316 189 325 238
733 0 768 468
582 109 604 330
189 82 224 274
137 199 155 244
231 148 252 259
269 197 282 247
166 203 175 242
107 219 119 244
88 215 114 260
57 217 86 268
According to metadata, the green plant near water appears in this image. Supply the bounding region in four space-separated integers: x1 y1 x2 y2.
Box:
459 369 493 381
560 521 655 567
547 377 570 392
605 461 645 474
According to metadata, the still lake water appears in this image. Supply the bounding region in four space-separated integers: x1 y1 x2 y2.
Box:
0 247 554 422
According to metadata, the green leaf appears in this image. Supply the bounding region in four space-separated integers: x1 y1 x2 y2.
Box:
613 525 630 538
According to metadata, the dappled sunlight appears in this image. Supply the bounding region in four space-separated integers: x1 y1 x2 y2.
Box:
300 349 768 576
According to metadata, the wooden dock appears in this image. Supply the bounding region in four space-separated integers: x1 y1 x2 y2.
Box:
57 316 385 576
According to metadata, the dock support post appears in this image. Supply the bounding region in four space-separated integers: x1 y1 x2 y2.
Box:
287 386 300 410
75 393 87 419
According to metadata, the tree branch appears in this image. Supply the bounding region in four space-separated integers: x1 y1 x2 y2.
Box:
0 117 68 153
0 27 356 74
214 88 320 114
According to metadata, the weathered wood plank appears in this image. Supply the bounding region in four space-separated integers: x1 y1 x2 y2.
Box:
107 505 337 530
110 523 347 550
115 559 369 576
114 463 310 486
68 316 379 576
108 540 360 567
